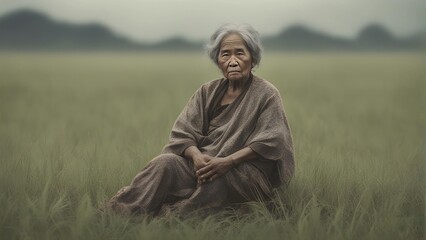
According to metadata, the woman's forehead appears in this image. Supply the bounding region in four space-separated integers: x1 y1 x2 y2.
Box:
220 34 247 50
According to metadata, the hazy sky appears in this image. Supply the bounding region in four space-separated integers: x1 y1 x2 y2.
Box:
0 0 425 42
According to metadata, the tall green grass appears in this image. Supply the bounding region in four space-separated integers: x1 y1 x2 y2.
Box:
0 52 424 239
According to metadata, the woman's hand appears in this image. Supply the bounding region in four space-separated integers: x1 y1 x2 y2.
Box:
192 153 212 171
184 146 212 171
185 146 259 184
196 157 234 183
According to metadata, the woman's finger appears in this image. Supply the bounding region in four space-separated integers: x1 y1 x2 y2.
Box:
196 164 213 176
199 168 216 181
201 169 215 180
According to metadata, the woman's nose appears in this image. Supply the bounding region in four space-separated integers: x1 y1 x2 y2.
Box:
229 57 238 67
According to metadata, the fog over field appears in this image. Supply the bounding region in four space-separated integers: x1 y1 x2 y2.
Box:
1 0 424 41
0 1 424 239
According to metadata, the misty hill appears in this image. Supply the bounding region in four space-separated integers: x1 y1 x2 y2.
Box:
264 24 424 51
145 37 203 51
0 9 144 50
263 25 352 51
0 9 423 51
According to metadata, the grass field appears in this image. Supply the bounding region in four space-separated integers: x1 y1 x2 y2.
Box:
0 52 424 239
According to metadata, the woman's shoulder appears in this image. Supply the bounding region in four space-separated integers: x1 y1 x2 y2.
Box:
251 75 281 97
199 77 225 94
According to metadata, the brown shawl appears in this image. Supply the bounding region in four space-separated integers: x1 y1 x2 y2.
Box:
162 74 294 187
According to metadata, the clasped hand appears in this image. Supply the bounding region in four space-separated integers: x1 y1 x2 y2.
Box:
192 154 233 183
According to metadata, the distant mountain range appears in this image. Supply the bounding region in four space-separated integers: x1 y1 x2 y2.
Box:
0 9 424 51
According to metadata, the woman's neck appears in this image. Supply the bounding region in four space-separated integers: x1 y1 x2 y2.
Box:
228 74 250 92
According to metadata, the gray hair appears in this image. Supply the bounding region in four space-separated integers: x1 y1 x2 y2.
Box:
206 23 263 68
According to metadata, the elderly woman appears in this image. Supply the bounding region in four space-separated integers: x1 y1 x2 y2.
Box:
107 23 294 217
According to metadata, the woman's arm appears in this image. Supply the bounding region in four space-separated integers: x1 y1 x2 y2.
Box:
162 85 206 156
184 146 212 171
196 147 259 182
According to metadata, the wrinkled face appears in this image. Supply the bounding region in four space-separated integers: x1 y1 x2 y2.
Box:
218 33 252 81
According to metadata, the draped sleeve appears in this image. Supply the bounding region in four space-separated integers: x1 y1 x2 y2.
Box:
247 88 293 162
161 85 207 156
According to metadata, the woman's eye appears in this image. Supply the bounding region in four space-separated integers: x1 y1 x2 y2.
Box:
221 54 230 60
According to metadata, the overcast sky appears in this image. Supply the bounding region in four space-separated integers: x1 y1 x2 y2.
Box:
0 0 425 42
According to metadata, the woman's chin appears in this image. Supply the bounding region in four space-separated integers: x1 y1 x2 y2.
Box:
227 73 244 81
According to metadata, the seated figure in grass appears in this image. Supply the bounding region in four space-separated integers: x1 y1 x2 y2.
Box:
107 23 295 217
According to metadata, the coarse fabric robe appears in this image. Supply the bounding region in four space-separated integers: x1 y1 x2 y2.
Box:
107 74 294 217
163 74 294 187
